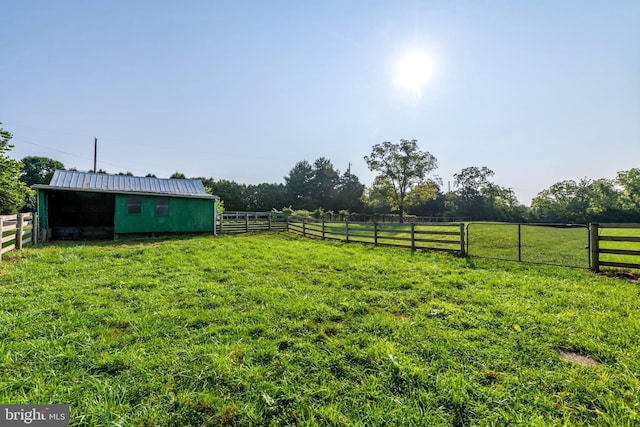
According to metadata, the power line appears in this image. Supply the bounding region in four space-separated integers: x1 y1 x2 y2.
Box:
13 137 89 161
12 137 152 175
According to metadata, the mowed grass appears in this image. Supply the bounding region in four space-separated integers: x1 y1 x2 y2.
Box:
1 233 639 426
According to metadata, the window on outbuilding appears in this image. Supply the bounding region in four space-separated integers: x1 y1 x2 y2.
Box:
156 197 169 215
128 196 142 214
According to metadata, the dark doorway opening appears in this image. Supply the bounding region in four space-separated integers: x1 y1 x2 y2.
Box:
48 191 115 240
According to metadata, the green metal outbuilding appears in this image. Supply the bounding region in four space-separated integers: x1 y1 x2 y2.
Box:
33 170 218 240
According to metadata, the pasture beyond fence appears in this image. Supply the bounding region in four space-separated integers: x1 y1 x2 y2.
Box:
216 213 640 273
466 223 591 269
591 223 640 272
287 215 465 254
0 213 36 261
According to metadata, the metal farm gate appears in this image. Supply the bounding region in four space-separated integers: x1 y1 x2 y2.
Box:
466 223 591 269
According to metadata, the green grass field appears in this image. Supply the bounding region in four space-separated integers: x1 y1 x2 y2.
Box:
1 233 639 425
599 227 640 272
466 223 591 268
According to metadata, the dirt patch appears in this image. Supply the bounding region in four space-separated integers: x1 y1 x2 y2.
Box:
600 270 640 283
557 349 598 366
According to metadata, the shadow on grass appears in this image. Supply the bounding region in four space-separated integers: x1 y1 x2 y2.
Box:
30 233 215 250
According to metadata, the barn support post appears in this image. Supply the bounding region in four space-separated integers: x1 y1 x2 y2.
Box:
590 223 600 273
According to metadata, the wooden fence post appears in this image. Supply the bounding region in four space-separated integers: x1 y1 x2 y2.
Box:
16 214 23 250
374 222 378 246
322 219 325 240
411 223 415 251
345 221 350 242
268 213 272 231
302 218 306 237
590 223 599 272
459 223 465 256
245 213 249 233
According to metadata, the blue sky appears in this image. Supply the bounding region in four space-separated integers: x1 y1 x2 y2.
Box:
2 1 639 205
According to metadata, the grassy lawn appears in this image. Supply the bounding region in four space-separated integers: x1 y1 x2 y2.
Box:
1 233 639 425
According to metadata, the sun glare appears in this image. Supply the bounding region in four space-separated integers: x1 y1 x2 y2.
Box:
394 50 435 99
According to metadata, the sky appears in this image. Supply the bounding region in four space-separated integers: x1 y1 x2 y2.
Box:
1 1 639 205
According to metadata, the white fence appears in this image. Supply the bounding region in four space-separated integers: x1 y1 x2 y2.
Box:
0 213 36 261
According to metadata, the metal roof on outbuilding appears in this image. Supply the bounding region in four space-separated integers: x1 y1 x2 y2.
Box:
33 170 216 199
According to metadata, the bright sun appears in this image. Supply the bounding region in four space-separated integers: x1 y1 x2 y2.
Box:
394 50 435 99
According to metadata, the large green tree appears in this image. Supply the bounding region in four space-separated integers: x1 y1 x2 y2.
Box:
617 168 640 213
311 157 341 210
244 183 288 211
531 179 597 223
20 156 65 187
445 166 524 221
364 139 438 222
284 160 315 210
0 123 33 214
336 171 365 213
531 175 636 223
212 179 247 211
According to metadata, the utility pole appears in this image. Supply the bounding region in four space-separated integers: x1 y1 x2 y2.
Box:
93 137 97 173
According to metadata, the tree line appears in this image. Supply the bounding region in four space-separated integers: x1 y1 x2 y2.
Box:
1 123 638 222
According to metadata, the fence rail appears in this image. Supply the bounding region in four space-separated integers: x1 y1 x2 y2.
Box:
288 215 465 254
591 223 640 272
1 213 36 261
324 213 472 223
217 212 288 234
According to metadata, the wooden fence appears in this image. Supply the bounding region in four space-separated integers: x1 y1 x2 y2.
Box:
288 215 465 254
217 212 289 234
0 213 36 261
590 223 640 272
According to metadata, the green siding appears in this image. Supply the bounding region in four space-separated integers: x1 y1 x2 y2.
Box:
37 189 49 230
114 195 214 234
